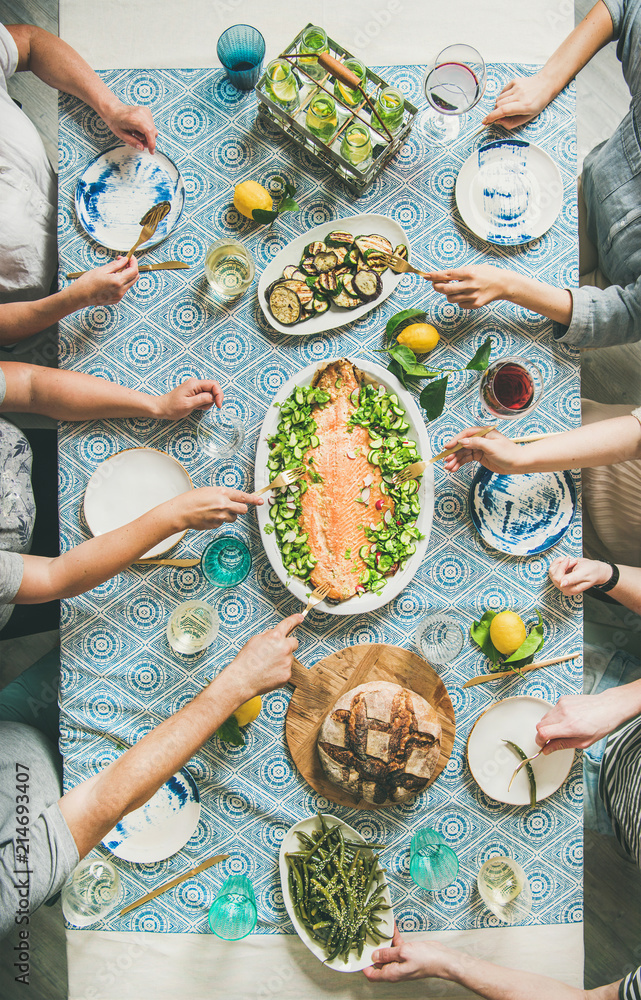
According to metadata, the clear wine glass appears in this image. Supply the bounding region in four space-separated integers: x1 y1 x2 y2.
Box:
424 44 486 142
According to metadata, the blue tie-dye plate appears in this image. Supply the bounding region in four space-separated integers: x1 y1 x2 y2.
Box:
101 767 200 863
469 467 576 555
455 138 562 245
75 144 185 252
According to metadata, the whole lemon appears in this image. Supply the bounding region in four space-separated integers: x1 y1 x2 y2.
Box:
233 695 262 727
233 180 273 219
490 611 527 656
396 323 440 353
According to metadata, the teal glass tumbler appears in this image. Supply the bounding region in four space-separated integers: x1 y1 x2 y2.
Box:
409 828 459 891
216 24 266 90
208 875 257 940
201 536 251 587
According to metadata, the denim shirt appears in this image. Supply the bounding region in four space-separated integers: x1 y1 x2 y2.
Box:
555 0 641 347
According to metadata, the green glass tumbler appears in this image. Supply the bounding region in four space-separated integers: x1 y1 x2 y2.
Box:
201 536 251 588
409 828 459 891
208 875 257 940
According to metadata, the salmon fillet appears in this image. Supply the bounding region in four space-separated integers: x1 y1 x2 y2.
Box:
300 359 393 602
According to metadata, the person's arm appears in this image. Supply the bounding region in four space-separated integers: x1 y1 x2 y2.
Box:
0 361 223 420
7 24 157 152
363 929 619 1000
549 556 641 616
441 417 641 475
426 265 573 325
482 0 614 128
0 258 139 345
59 614 303 858
13 487 261 604
535 677 641 754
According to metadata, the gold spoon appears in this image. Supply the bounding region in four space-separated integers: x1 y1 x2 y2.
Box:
126 201 171 260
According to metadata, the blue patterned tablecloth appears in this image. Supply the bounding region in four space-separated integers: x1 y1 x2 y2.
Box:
57 65 582 936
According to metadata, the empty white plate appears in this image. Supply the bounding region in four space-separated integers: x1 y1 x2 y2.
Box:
83 448 192 558
456 139 563 245
467 695 574 806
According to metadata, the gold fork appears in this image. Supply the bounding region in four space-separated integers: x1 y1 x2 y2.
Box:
285 582 331 635
255 465 306 496
126 201 171 260
380 252 432 278
505 741 551 791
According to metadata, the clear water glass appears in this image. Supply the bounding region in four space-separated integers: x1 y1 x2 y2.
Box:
216 24 266 90
415 614 464 665
166 599 219 655
477 856 532 924
61 858 122 927
197 406 245 461
201 536 252 588
208 875 258 940
409 828 459 891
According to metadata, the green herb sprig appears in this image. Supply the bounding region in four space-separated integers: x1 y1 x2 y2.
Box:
470 610 545 677
251 177 300 224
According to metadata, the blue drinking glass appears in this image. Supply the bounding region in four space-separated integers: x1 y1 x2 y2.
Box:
208 875 257 940
201 536 251 588
409 827 459 891
216 25 266 90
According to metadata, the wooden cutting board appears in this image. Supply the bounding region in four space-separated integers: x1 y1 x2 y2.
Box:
286 643 456 810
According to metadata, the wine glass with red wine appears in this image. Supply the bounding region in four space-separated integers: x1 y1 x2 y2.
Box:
479 357 544 419
424 44 486 142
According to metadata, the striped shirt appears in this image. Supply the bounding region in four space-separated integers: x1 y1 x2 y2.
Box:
600 717 641 1000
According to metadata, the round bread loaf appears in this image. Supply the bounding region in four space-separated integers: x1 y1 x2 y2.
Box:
317 680 442 806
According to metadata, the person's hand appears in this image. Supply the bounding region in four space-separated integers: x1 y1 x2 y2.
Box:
226 615 303 699
535 693 621 753
153 378 224 420
548 555 613 596
363 927 450 983
442 427 524 475
72 256 139 306
101 101 158 154
426 265 514 309
171 486 262 531
482 73 554 129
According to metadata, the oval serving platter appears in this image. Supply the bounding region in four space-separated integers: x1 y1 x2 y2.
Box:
255 358 434 615
279 814 394 972
470 467 577 556
455 138 563 246
75 145 185 252
257 213 408 336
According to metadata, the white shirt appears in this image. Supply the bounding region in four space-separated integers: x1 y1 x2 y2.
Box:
0 23 57 305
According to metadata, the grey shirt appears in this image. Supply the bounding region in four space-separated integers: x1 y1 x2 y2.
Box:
555 0 641 347
0 367 34 630
0 721 78 938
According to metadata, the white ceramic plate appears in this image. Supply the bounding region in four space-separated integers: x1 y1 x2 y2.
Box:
102 768 200 863
279 815 394 972
83 448 192 558
470 468 576 556
455 139 563 245
467 696 574 806
75 145 185 252
255 358 434 615
257 214 408 335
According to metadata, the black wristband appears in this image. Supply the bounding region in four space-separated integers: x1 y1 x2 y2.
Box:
591 561 620 593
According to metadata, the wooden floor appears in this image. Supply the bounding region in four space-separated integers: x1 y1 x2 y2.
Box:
1 1 640 996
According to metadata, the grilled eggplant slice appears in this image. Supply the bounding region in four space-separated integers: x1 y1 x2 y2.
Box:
300 256 318 275
317 271 339 295
353 269 382 301
325 230 354 247
355 233 393 257
269 282 301 325
282 279 314 307
313 250 339 273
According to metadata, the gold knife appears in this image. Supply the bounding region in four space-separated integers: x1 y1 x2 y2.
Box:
119 853 229 915
462 652 580 688
66 261 190 279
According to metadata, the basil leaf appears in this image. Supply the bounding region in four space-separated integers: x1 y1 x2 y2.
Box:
419 376 449 421
504 610 545 664
388 343 439 377
279 196 300 213
385 308 426 342
251 208 279 224
470 609 501 664
387 358 420 391
465 336 493 372
216 716 245 746
283 180 296 198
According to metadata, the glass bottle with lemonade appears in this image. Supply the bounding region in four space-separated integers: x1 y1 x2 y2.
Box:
341 123 373 170
299 25 329 81
306 93 338 141
374 85 405 134
333 57 366 107
264 58 300 112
